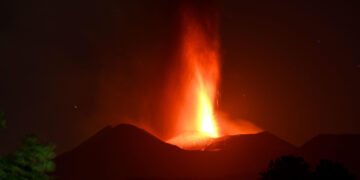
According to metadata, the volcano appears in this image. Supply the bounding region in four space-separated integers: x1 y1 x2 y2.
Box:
54 124 294 180
55 124 360 180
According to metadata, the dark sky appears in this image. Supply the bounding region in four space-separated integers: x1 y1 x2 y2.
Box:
0 0 359 154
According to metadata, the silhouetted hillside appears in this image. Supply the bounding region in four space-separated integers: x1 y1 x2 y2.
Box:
208 131 296 154
297 134 360 176
55 124 360 180
55 124 297 180
56 124 187 179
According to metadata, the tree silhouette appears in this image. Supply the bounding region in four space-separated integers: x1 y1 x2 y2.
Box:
0 136 56 180
259 156 312 180
260 155 356 180
315 159 356 180
0 111 56 180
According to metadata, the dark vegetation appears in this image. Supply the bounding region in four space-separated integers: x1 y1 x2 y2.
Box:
260 156 356 180
0 112 56 180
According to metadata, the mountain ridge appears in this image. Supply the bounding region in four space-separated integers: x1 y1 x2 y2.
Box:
55 123 360 180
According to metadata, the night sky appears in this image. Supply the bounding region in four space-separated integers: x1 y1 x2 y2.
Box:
0 0 359 154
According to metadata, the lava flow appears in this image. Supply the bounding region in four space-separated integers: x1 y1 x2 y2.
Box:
167 3 221 149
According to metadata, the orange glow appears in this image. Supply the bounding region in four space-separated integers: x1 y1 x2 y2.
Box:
167 4 220 148
197 87 218 137
166 3 263 150
181 4 220 139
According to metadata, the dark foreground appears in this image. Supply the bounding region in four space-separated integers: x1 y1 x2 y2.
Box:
55 124 360 180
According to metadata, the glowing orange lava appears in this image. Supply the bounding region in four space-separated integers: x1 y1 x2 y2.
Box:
167 4 221 149
181 4 220 138
196 82 218 137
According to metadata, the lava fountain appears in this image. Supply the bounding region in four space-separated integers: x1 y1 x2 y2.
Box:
167 3 221 149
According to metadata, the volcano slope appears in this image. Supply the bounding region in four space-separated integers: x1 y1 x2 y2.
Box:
55 124 359 180
297 134 360 177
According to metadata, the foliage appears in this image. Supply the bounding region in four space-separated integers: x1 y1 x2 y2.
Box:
259 155 356 180
259 156 312 180
0 135 56 180
315 159 356 180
